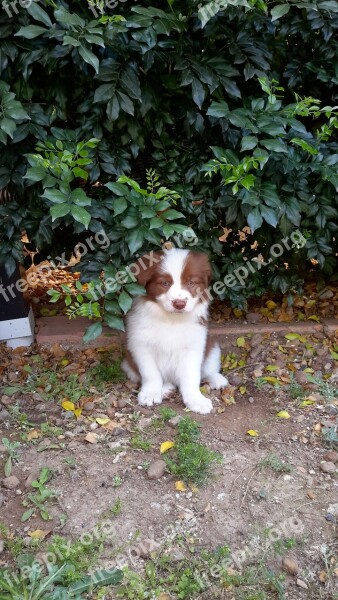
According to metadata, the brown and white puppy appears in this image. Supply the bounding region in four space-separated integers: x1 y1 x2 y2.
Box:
121 248 228 414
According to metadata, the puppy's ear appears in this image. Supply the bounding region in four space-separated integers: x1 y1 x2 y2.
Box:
133 251 163 287
194 252 212 286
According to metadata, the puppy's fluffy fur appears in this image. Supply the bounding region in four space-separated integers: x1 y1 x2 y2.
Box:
122 249 228 414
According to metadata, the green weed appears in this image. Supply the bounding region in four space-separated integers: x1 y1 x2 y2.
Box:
1 437 21 477
259 453 292 474
165 416 222 485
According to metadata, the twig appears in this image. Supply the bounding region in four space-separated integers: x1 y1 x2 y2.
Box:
293 501 322 511
240 469 259 510
229 467 247 497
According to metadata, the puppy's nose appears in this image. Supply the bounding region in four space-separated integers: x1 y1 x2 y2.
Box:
172 299 187 310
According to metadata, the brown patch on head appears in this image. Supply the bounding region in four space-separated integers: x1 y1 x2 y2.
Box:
181 251 212 301
133 251 173 301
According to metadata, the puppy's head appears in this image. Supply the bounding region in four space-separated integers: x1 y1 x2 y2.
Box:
134 249 212 313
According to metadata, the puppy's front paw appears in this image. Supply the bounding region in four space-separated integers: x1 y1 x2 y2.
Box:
184 393 213 415
208 373 229 390
138 387 163 407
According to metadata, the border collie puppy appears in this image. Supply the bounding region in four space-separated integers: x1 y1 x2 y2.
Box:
121 248 228 414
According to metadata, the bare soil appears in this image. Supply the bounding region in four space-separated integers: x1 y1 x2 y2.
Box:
0 327 337 599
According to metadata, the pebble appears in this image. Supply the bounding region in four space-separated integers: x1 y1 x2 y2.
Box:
2 475 20 490
1 395 11 406
296 579 308 590
282 557 299 576
168 415 183 427
166 547 185 562
83 402 95 412
147 459 167 480
117 399 128 409
324 450 338 463
229 375 242 386
325 405 338 416
0 409 10 421
89 422 99 430
248 397 254 404
112 427 125 437
320 461 336 474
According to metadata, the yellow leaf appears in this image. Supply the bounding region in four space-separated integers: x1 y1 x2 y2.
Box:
28 529 50 540
265 365 279 372
62 400 75 412
278 345 287 353
175 480 187 491
74 408 82 418
299 399 316 408
190 484 199 493
261 376 281 385
247 430 259 437
160 441 175 454
233 308 242 318
236 336 246 348
304 367 314 373
27 429 40 441
266 300 277 310
60 359 69 367
239 386 247 394
96 417 110 425
308 315 320 322
276 410 290 419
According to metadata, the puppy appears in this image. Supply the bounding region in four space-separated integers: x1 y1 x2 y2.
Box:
121 248 228 414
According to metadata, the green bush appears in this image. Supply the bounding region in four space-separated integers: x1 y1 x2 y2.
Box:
1 0 338 338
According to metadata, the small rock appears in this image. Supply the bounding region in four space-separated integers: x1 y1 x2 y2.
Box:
296 579 308 590
166 547 185 562
327 503 338 516
168 415 183 428
89 422 99 430
0 409 10 421
324 450 338 463
323 362 332 372
248 396 254 404
83 402 95 412
1 395 11 406
63 411 74 420
2 475 20 490
282 557 299 576
246 312 262 324
229 375 242 386
147 459 166 480
112 427 125 437
117 399 128 409
325 405 338 416
320 461 336 474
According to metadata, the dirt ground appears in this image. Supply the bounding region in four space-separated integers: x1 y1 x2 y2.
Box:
0 327 337 599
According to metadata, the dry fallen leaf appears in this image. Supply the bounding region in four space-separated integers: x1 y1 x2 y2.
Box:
28 529 51 540
85 432 98 444
175 481 187 491
247 429 259 437
276 410 290 419
96 417 111 425
62 399 75 412
27 429 41 441
160 441 175 454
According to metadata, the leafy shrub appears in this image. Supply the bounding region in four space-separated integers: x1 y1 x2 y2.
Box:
1 0 338 338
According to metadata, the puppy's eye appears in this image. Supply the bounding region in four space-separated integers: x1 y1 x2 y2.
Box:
160 280 170 288
188 281 196 287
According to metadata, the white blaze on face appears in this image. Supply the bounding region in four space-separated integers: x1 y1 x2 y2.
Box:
156 249 197 313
